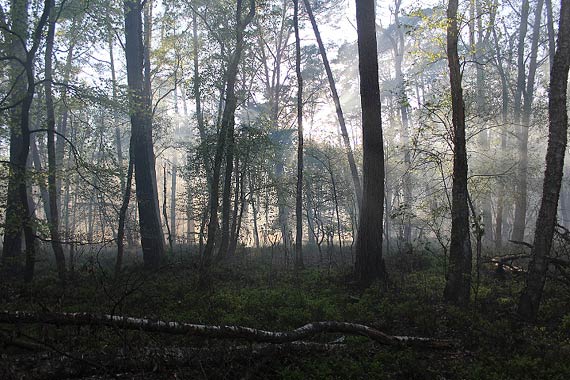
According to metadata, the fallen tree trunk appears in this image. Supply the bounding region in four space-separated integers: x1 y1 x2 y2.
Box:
0 311 454 349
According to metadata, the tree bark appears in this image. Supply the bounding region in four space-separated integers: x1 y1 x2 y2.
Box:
392 0 413 247
229 157 245 256
44 0 66 282
518 0 570 322
218 120 236 260
171 160 177 247
443 0 472 306
115 138 134 278
163 165 173 251
2 0 51 281
492 17 509 250
191 12 211 181
294 0 304 271
354 0 386 286
124 0 165 270
473 0 493 242
0 311 455 349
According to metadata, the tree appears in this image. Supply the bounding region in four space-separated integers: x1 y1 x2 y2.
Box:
294 0 304 271
124 0 165 270
518 0 570 322
1 0 52 281
442 0 472 306
44 0 66 282
354 0 385 286
202 0 255 266
512 0 544 241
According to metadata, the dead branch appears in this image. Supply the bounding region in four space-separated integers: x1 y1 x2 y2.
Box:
491 254 532 263
508 240 533 249
0 311 455 349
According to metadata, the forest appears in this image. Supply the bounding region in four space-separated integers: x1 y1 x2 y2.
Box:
0 0 570 378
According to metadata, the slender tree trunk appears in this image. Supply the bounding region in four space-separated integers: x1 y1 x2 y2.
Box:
115 139 134 278
249 170 260 249
303 0 362 210
354 0 385 286
473 0 493 242
218 123 235 260
518 0 570 322
493 21 509 250
163 165 173 251
202 0 255 268
294 0 304 271
443 0 472 306
171 160 177 247
511 0 534 241
24 173 37 283
191 11 212 182
44 0 66 282
55 16 79 198
331 166 343 260
228 159 242 256
30 93 50 222
546 0 556 69
31 138 50 219
124 0 165 270
391 0 413 247
108 15 124 195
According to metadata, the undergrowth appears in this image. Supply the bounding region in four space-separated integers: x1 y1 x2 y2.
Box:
1 248 570 379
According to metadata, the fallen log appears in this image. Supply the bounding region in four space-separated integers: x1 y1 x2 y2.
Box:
0 311 455 349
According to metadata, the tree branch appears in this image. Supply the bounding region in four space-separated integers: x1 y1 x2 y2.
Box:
0 311 455 349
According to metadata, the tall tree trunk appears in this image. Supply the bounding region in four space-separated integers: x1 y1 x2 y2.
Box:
124 0 165 270
202 0 255 268
263 1 291 249
191 12 212 182
108 15 124 195
228 159 241 256
546 0 556 69
2 0 50 280
294 0 304 271
354 0 385 286
44 0 66 282
512 0 536 241
170 160 177 247
163 165 173 251
492 18 509 250
443 0 472 306
302 0 362 210
31 138 50 219
218 124 235 260
472 0 493 242
54 15 79 199
518 0 570 322
330 164 343 260
391 0 413 248
249 170 260 249
115 139 134 278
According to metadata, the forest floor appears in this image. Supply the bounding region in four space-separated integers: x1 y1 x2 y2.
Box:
1 246 570 379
